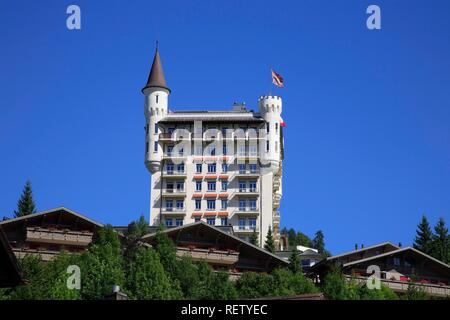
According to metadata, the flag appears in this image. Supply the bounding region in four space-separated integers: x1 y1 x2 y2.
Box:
280 116 286 127
271 69 284 88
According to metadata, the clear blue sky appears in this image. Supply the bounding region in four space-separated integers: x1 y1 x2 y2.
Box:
1 0 449 254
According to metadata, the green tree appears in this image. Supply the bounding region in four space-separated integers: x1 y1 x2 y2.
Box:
125 247 180 299
236 272 274 299
296 231 314 248
288 249 301 274
431 218 449 263
313 230 325 254
123 214 149 268
402 282 430 300
264 226 275 253
413 215 433 255
287 228 297 248
152 228 178 275
249 229 259 246
79 225 125 300
14 180 36 218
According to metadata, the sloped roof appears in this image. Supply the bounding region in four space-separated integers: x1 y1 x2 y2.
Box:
0 207 103 228
142 47 170 93
0 228 22 287
142 221 288 265
326 242 399 261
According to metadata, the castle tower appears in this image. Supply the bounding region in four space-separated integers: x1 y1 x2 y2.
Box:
258 95 283 249
143 45 170 173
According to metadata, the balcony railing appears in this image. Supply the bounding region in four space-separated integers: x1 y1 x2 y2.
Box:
26 227 93 246
162 207 186 214
234 226 259 232
162 189 186 196
238 188 258 193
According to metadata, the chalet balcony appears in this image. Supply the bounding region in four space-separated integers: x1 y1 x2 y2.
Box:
176 246 239 265
12 248 59 262
25 227 93 246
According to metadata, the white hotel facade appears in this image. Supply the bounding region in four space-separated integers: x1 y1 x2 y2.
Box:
143 48 284 247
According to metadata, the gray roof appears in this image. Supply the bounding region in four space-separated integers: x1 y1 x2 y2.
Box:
142 47 170 93
159 111 265 123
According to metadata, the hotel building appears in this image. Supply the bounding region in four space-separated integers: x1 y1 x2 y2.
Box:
142 47 284 247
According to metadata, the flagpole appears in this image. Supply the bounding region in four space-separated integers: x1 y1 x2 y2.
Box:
269 67 272 96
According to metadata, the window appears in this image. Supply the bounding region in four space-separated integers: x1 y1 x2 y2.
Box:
165 200 173 211
177 163 185 173
196 163 202 173
238 218 246 230
221 217 228 226
154 123 158 134
154 141 158 152
176 200 184 210
168 128 175 134
166 163 174 174
222 163 228 173
156 95 159 104
207 199 216 210
249 199 257 211
221 199 228 209
221 180 228 191
166 182 174 191
266 123 270 133
239 199 246 211
239 164 246 174
167 145 174 156
221 127 228 137
175 219 183 227
249 181 257 192
146 142 149 153
239 181 246 192
249 218 257 230
206 218 215 226
275 123 278 133
194 217 201 222
146 124 149 134
207 181 216 191
195 199 201 210
222 143 227 155
249 164 258 173
275 141 278 152
210 147 216 156
208 163 216 173
196 180 202 191
266 140 269 152
176 181 184 191
165 218 173 227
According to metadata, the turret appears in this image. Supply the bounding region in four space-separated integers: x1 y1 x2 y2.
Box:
258 95 282 172
142 45 170 173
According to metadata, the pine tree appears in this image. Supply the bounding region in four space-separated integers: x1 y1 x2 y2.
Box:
287 228 297 249
313 230 325 254
431 218 449 264
288 249 301 274
249 229 259 246
264 226 275 253
14 180 36 218
413 215 433 255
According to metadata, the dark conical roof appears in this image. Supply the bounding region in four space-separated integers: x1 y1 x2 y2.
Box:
142 47 170 93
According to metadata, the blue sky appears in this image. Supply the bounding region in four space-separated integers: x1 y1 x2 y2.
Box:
1 0 449 254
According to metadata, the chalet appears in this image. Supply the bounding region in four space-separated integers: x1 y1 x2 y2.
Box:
141 221 288 274
0 228 22 287
310 242 450 297
0 207 103 261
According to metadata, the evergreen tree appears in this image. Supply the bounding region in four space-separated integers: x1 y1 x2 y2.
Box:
14 180 36 218
249 229 259 246
264 226 275 253
287 228 297 248
413 215 433 255
313 230 325 254
296 231 314 248
431 218 449 264
288 249 301 274
123 214 149 267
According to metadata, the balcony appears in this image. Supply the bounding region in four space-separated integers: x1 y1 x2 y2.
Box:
161 207 186 215
237 188 259 195
176 247 239 265
162 152 187 160
235 170 260 177
234 207 259 215
25 227 93 246
159 133 191 142
163 170 187 178
161 189 186 197
233 226 259 233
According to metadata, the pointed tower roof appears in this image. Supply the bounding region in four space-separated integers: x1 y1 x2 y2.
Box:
142 44 170 93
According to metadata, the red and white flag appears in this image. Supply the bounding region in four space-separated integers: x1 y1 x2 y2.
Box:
280 117 286 127
271 69 284 88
